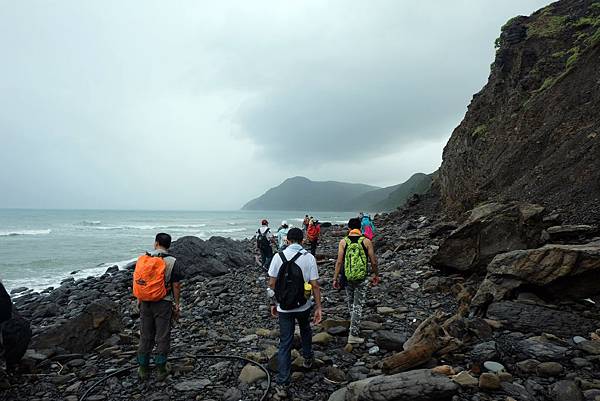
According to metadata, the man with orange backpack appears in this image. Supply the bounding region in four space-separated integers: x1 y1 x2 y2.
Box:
133 233 182 381
306 219 321 255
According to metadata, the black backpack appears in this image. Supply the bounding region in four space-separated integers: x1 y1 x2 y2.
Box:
257 228 271 251
274 251 307 310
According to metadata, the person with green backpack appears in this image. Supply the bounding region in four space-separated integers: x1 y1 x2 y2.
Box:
332 217 379 344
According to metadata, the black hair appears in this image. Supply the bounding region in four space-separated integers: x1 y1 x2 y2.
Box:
286 227 303 243
348 218 361 230
155 232 172 249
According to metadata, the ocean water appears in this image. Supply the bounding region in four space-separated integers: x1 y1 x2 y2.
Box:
0 209 356 292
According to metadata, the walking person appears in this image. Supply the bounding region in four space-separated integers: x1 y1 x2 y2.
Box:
268 227 322 397
133 233 182 381
277 220 290 251
361 214 376 240
302 215 310 234
256 219 275 269
332 218 379 344
306 219 321 255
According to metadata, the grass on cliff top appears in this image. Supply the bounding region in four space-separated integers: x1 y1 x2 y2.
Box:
566 47 580 70
527 14 567 38
586 27 600 46
572 16 600 28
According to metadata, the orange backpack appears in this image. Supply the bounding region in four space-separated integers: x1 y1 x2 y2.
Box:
133 253 168 301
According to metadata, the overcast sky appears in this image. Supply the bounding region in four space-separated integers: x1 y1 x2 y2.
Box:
0 0 550 210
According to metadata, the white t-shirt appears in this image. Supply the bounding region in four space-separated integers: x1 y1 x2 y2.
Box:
268 244 319 313
257 226 274 240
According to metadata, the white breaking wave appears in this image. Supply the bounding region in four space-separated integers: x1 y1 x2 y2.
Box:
209 227 247 233
88 223 207 231
0 229 52 237
80 220 102 226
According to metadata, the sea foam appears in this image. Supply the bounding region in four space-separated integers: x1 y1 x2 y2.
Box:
0 229 52 237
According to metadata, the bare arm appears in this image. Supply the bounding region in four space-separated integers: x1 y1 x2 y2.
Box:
363 239 380 285
310 279 322 324
268 277 276 289
172 282 181 304
364 239 378 275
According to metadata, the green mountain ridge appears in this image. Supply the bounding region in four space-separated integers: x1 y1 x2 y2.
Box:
241 174 432 212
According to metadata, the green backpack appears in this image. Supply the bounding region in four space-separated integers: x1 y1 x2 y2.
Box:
344 236 368 281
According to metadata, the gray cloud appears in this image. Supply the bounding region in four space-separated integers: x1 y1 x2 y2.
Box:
0 1 551 209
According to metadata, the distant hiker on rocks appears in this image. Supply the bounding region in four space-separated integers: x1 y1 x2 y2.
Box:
256 219 275 269
361 213 376 240
277 221 290 251
133 233 182 381
302 215 310 233
306 219 321 255
268 227 322 396
333 218 379 344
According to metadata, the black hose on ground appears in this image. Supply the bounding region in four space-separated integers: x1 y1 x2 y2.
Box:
78 354 272 401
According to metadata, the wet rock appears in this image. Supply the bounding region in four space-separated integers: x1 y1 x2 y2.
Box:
516 337 568 361
517 359 541 374
374 330 407 351
472 241 600 308
324 366 347 383
577 340 600 355
238 364 266 384
31 299 121 353
173 379 212 391
360 321 383 331
345 369 459 401
312 332 333 344
327 326 348 336
537 361 564 377
470 342 499 363
550 380 583 401
431 202 546 273
479 372 501 390
222 387 243 401
486 301 600 338
170 236 253 277
452 370 479 387
1 309 32 367
547 225 599 242
483 361 505 373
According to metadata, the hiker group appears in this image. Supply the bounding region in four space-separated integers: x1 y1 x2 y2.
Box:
129 213 378 394
261 213 378 396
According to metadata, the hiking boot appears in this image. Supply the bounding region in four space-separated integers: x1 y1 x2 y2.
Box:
302 356 314 369
156 363 171 381
347 335 365 345
136 353 150 381
137 366 149 381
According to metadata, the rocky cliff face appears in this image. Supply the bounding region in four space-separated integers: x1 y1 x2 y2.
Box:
439 0 600 224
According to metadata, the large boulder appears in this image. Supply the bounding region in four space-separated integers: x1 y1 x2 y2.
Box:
344 369 459 401
169 236 253 278
1 309 32 368
31 299 121 354
431 202 547 273
1 281 31 369
471 241 600 308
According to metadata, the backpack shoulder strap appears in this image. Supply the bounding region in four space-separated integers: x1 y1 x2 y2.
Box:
290 251 303 264
279 251 288 263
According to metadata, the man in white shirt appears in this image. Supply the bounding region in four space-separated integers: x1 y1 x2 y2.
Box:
268 227 322 394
